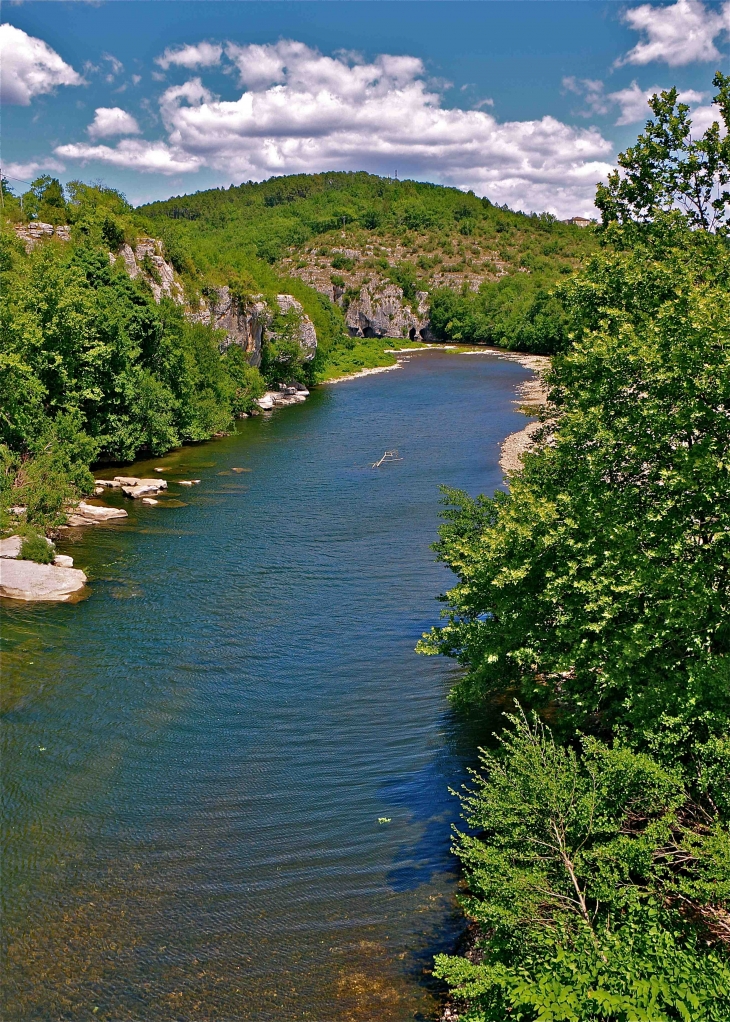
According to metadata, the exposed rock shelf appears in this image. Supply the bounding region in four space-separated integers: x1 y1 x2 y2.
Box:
0 559 87 602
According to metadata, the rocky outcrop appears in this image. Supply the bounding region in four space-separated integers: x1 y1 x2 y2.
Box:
13 222 70 251
66 501 129 526
0 559 87 602
273 295 318 359
110 238 184 305
188 287 270 365
256 383 310 411
345 283 432 340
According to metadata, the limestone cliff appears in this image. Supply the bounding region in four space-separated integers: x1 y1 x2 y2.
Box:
12 224 317 365
188 287 271 366
110 238 184 305
273 294 318 359
344 282 432 340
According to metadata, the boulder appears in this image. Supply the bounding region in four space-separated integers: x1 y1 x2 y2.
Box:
53 554 74 568
0 535 23 559
256 393 276 410
122 483 161 498
114 476 168 490
67 502 129 526
0 559 87 602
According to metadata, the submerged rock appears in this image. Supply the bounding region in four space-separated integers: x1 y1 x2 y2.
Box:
0 559 87 602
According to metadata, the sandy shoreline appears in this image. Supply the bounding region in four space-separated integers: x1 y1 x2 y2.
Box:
322 343 551 474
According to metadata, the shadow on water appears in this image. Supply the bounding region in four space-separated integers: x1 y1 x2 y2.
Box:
1 349 535 1021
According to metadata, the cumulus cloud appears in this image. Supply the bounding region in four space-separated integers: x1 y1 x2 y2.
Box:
87 106 141 139
57 41 613 216
618 0 730 67
4 157 66 181
55 138 203 175
0 23 84 105
156 41 223 71
609 81 707 124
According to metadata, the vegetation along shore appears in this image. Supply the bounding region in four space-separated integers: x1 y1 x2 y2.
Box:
425 76 730 1020
1 159 571 597
2 68 729 1022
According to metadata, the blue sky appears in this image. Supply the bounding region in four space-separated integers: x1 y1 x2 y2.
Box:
1 1 728 216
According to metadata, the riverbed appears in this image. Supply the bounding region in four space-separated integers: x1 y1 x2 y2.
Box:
1 349 533 1021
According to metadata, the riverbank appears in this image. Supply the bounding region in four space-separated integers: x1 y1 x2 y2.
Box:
0 345 548 604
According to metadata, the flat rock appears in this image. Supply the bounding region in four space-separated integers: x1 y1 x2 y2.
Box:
67 501 129 526
141 497 159 505
0 535 23 559
0 559 87 602
122 483 160 498
95 479 122 489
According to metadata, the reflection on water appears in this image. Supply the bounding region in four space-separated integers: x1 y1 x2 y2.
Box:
1 350 532 1021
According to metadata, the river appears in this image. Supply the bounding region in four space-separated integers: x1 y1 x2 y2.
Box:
1 349 532 1021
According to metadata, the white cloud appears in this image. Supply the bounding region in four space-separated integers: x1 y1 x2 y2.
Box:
4 157 66 181
57 40 615 216
618 0 730 67
87 106 141 139
55 138 203 175
0 23 84 105
155 41 222 71
562 77 610 117
609 81 707 124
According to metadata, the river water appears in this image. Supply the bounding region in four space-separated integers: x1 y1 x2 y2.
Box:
1 349 531 1021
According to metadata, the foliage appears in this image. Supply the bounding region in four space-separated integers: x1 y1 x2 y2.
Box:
423 77 730 1014
140 171 597 355
0 190 266 526
19 532 55 564
596 73 730 236
429 276 571 354
435 713 730 1022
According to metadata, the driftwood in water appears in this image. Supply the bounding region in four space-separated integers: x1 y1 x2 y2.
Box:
372 450 403 468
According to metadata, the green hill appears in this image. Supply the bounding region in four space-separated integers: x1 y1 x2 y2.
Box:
140 172 600 357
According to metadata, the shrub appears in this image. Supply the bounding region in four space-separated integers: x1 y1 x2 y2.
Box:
19 533 55 564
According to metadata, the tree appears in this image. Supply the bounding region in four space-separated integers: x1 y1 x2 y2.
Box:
435 713 730 1022
596 73 730 235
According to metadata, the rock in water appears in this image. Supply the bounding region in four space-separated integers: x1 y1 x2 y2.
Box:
0 560 87 601
53 554 74 568
67 502 129 526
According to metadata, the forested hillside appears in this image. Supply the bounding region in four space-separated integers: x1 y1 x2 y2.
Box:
141 172 598 353
420 75 730 1020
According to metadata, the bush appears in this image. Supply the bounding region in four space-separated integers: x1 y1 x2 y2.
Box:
19 533 55 564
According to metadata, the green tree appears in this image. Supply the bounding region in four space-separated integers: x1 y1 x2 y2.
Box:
596 73 730 235
435 713 730 1022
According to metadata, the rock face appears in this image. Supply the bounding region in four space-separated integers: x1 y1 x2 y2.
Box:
13 222 70 251
188 287 270 365
345 283 431 340
0 559 87 602
110 238 184 305
273 295 318 359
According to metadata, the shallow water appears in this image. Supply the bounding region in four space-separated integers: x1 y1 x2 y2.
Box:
1 350 531 1021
